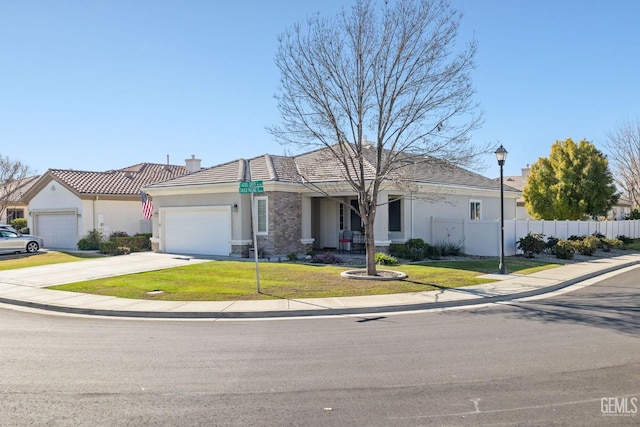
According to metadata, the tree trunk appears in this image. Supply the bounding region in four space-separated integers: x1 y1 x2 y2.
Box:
363 212 377 276
365 228 377 276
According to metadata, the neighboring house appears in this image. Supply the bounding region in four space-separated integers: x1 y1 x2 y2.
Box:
143 146 520 257
608 197 633 220
503 166 530 220
506 166 633 220
0 175 40 225
21 160 198 249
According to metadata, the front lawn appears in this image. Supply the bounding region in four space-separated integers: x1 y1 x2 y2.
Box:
0 251 101 271
49 258 560 301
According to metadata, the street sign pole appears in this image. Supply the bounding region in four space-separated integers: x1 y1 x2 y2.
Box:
250 191 261 293
240 181 264 294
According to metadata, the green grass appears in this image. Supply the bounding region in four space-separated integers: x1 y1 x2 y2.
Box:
49 258 560 301
0 251 101 270
415 258 560 275
625 239 640 251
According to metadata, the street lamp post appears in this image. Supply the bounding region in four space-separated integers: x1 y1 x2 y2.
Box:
495 145 508 274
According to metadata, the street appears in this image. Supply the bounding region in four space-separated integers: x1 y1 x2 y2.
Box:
0 267 638 426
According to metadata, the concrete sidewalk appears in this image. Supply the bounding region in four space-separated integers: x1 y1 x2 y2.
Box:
0 251 638 319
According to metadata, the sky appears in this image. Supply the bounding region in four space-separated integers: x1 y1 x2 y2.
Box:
1 0 639 179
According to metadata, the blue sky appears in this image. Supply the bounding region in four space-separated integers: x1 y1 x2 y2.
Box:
1 0 638 178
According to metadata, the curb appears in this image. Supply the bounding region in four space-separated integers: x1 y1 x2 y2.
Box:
1 259 638 319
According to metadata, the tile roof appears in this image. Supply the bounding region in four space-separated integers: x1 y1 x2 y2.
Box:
1 175 40 202
47 163 187 195
503 175 526 191
146 145 521 193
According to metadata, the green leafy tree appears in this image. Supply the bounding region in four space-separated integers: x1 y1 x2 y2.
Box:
523 138 619 220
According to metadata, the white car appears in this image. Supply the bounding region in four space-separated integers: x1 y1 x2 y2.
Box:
0 229 44 254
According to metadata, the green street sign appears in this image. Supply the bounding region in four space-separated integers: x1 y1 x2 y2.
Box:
239 180 264 193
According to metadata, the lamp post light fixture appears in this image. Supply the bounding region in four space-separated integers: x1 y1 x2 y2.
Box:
495 145 508 274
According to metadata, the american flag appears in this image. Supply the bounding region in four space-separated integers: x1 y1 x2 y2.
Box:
140 191 153 220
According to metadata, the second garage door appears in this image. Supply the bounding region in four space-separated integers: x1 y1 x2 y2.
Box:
163 207 231 256
34 212 78 249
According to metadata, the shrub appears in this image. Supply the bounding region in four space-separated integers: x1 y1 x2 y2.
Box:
434 241 462 256
10 218 27 232
624 209 640 220
98 241 114 255
568 235 583 241
110 234 151 252
77 229 103 250
617 235 634 245
286 252 299 261
114 246 131 255
517 233 545 257
405 238 428 261
375 253 398 265
310 253 344 264
425 244 442 259
555 239 575 259
599 237 624 252
545 236 560 254
389 243 406 258
575 235 599 256
98 241 130 255
109 230 129 239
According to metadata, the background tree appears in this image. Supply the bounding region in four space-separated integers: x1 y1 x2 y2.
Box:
523 138 619 220
0 155 32 223
270 0 483 275
603 118 640 208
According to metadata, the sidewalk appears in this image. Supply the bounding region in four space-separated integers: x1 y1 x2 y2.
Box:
0 252 638 319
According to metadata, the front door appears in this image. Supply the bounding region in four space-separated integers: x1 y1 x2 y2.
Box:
321 199 339 249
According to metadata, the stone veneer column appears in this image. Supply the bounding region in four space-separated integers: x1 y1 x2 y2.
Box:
269 191 303 255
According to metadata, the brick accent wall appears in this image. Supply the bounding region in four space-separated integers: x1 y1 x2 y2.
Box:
255 191 302 256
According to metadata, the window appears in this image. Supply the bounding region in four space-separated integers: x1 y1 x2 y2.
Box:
339 203 344 230
470 200 481 220
7 209 24 221
388 198 402 232
256 197 268 234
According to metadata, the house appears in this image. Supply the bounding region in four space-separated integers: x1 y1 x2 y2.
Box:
0 175 40 225
143 146 520 257
21 160 199 249
506 166 633 220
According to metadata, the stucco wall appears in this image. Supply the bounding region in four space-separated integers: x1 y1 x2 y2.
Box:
85 199 148 238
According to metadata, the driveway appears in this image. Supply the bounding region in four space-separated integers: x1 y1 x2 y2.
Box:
0 251 212 288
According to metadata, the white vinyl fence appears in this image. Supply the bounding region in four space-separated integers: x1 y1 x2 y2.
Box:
429 217 640 257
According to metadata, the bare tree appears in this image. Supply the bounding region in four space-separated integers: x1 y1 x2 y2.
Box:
603 118 640 209
270 0 483 275
0 155 32 223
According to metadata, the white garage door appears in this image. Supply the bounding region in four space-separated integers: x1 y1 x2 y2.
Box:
35 213 78 249
163 207 231 256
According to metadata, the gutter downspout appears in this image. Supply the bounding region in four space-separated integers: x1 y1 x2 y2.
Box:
93 196 98 230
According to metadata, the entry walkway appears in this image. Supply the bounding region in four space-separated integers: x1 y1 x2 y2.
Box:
0 251 638 319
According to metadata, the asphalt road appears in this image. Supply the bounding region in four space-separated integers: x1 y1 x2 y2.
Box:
0 267 638 426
